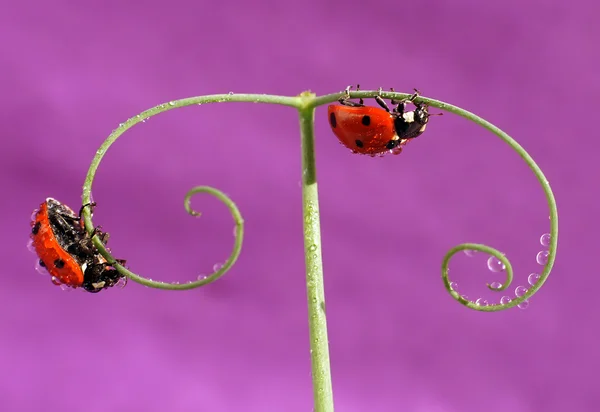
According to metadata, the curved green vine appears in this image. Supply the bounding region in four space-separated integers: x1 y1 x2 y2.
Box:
79 88 557 412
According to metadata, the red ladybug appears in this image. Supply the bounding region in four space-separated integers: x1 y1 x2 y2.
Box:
328 85 434 156
29 198 126 293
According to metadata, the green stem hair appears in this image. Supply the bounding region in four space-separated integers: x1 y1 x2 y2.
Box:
80 88 558 411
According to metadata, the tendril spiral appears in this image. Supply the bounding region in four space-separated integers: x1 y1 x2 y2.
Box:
314 89 558 311
79 89 557 306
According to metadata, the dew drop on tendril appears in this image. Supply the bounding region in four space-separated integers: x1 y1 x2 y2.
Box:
536 251 549 265
213 263 223 272
490 281 502 289
197 274 207 281
463 249 478 258
540 233 551 247
487 256 505 272
515 285 528 297
449 281 458 291
475 298 488 306
460 294 469 301
500 296 512 305
528 273 540 286
517 300 530 310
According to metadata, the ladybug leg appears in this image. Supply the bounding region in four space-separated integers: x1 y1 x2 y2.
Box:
90 227 109 244
389 88 400 106
407 88 421 102
375 87 392 112
339 84 364 107
393 88 421 114
78 202 97 220
110 259 127 267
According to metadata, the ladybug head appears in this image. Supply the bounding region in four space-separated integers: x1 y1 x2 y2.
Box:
413 103 430 125
82 262 125 293
393 103 431 140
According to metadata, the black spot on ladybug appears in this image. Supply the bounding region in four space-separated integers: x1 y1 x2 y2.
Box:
329 112 337 128
32 221 41 235
361 115 371 126
386 140 397 150
39 259 46 267
54 259 65 269
355 140 364 148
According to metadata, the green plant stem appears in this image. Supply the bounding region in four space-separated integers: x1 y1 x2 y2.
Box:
298 96 334 412
80 88 559 412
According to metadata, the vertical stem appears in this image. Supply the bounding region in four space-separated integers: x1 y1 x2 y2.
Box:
298 105 334 412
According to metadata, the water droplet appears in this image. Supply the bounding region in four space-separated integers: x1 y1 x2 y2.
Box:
59 284 71 292
197 273 207 281
475 298 489 306
96 149 104 155
27 239 36 253
30 209 39 221
118 123 124 127
136 115 141 119
308 244 318 252
490 281 502 289
463 249 478 257
536 250 549 265
116 277 127 288
487 256 505 272
515 285 528 297
168 101 175 106
142 118 147 123
51 276 61 286
500 296 512 305
540 233 551 247
460 294 469 301
517 300 530 310
213 263 223 272
228 91 234 95
391 146 403 155
35 260 48 275
528 273 540 286
449 281 458 291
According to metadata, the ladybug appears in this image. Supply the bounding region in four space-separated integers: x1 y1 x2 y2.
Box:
29 198 126 293
328 85 435 156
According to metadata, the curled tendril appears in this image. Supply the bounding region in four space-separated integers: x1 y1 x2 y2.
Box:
314 89 558 312
80 90 557 300
78 89 556 412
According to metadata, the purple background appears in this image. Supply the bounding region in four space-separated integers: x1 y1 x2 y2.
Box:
1 1 597 411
